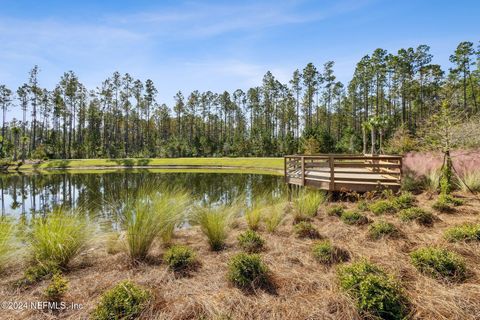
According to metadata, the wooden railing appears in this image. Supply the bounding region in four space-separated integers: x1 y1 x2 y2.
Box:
284 154 402 192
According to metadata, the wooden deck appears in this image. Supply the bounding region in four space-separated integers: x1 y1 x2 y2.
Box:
284 154 402 192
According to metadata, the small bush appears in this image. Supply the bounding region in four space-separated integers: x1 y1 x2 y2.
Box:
263 202 286 233
432 194 463 213
399 208 434 226
237 230 265 253
340 210 368 225
0 218 15 271
44 273 68 301
326 205 344 217
337 261 408 319
432 199 454 213
401 172 425 193
312 240 349 265
191 205 235 251
92 280 151 320
410 247 466 281
30 209 91 269
163 245 197 272
293 190 326 221
293 221 320 238
393 192 416 209
23 261 60 284
444 223 480 242
368 221 398 240
369 200 397 215
357 201 369 212
227 253 270 289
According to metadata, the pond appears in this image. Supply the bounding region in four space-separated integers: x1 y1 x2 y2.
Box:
0 171 285 219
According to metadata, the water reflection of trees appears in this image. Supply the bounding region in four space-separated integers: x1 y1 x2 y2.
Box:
0 172 284 220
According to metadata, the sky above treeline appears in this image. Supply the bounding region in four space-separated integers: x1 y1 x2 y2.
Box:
0 0 479 109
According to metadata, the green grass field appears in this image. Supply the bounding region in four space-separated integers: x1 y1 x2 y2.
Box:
10 157 284 174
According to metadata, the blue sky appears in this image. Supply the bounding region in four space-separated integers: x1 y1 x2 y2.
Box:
0 0 479 109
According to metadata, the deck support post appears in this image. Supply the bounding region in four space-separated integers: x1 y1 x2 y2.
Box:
329 155 335 191
301 156 305 186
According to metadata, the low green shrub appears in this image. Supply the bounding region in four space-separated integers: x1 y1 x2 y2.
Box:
326 205 344 217
30 209 91 269
227 253 270 289
340 210 368 225
369 200 397 215
92 280 151 320
432 194 463 213
23 261 60 284
368 220 398 240
401 172 425 194
393 192 416 209
399 208 434 226
44 273 68 301
237 230 265 253
337 261 408 319
163 245 197 272
357 201 369 212
410 247 466 281
293 221 320 238
312 240 349 265
263 202 286 233
444 223 480 242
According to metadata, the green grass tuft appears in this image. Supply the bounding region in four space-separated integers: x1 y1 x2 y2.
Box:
92 280 151 320
410 247 466 281
191 204 236 251
444 223 480 242
459 170 480 193
30 208 91 270
262 202 287 233
337 261 408 319
292 189 326 221
237 230 265 253
0 218 16 272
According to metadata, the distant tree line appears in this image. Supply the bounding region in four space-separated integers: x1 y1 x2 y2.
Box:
0 41 479 160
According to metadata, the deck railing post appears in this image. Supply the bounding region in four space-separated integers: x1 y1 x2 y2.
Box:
301 156 305 186
284 157 287 183
329 155 335 191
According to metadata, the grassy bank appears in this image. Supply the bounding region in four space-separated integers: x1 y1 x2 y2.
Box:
5 157 284 173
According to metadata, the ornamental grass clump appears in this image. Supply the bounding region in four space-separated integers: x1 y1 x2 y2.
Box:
459 170 480 192
163 245 197 272
30 208 91 270
0 218 16 272
340 210 368 225
337 261 408 320
444 223 480 242
191 204 236 251
120 188 190 262
369 200 397 215
92 280 151 320
398 208 435 226
293 221 320 239
263 202 287 233
237 230 265 253
292 189 326 221
227 253 270 289
410 247 466 281
245 206 263 231
312 240 349 265
368 220 398 240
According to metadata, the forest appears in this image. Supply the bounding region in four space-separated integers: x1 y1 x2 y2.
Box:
0 41 479 160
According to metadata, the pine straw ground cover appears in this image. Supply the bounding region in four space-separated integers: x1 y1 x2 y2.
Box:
1 193 479 319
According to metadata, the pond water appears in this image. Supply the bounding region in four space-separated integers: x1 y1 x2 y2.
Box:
0 171 285 219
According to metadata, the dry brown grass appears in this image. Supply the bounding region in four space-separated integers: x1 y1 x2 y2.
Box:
1 192 479 320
